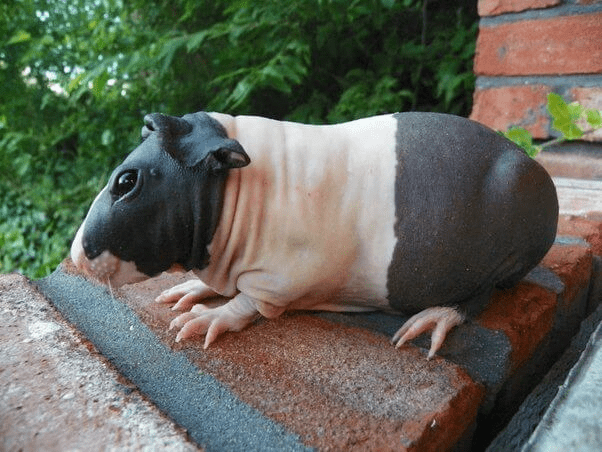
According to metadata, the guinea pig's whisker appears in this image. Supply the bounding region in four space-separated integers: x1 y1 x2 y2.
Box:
106 276 116 300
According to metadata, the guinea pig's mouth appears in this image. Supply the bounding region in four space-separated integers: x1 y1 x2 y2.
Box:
87 251 150 287
72 240 149 288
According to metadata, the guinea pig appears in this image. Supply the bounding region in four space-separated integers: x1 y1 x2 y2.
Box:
71 111 558 358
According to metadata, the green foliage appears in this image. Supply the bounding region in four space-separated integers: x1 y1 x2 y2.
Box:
1 0 477 278
503 93 602 158
502 127 541 158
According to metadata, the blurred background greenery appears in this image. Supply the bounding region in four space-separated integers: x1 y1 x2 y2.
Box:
0 0 477 278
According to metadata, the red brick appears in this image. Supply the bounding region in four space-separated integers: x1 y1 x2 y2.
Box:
474 13 602 76
540 244 593 302
470 85 551 137
557 215 602 255
570 87 602 142
478 282 557 371
478 0 561 16
586 212 602 222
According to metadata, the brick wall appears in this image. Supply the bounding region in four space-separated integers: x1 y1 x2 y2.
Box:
470 0 602 141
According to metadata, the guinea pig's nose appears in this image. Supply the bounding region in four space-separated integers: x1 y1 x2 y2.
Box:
70 222 87 269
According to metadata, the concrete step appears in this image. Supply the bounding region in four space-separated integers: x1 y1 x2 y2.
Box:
523 310 602 452
0 273 199 452
488 302 602 451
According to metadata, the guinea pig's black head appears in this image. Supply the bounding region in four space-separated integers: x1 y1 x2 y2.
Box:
71 112 250 285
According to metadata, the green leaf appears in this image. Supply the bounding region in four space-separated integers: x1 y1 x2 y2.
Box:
92 71 110 99
547 93 569 122
186 30 210 52
547 93 585 140
227 78 255 109
567 101 583 121
563 123 584 140
67 72 86 93
14 154 32 177
502 127 541 158
156 36 188 75
586 109 602 129
504 127 532 147
8 30 31 45
552 117 582 140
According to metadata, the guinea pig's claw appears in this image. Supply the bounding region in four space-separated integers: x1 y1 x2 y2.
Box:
156 279 218 310
391 307 464 359
172 313 237 348
168 296 260 348
169 312 198 336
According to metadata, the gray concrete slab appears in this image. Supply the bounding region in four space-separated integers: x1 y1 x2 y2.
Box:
488 303 602 451
523 313 602 452
0 273 199 452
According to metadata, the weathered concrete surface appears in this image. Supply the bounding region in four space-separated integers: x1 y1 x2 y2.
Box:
487 303 602 451
524 309 602 452
0 273 198 452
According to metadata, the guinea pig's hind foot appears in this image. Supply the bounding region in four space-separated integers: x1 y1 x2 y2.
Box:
391 307 464 360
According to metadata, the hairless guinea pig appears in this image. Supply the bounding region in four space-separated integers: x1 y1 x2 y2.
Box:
71 111 558 358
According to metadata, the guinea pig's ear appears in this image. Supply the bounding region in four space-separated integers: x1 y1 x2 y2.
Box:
171 112 251 171
167 135 250 171
141 113 192 141
205 139 251 172
147 111 251 171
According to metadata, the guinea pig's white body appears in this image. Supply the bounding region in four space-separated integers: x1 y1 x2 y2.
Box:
199 113 397 316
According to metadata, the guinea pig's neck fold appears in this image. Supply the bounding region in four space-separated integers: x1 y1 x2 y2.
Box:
195 168 253 295
184 171 228 272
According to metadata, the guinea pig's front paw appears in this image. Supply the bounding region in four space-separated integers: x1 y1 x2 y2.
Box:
391 307 464 360
169 295 260 349
155 279 218 311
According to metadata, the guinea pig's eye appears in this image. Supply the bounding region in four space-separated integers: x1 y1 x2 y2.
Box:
112 170 138 199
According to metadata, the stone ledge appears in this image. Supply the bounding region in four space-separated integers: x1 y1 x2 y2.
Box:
536 146 602 181
553 178 602 216
0 273 198 452
523 308 602 452
489 302 602 451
